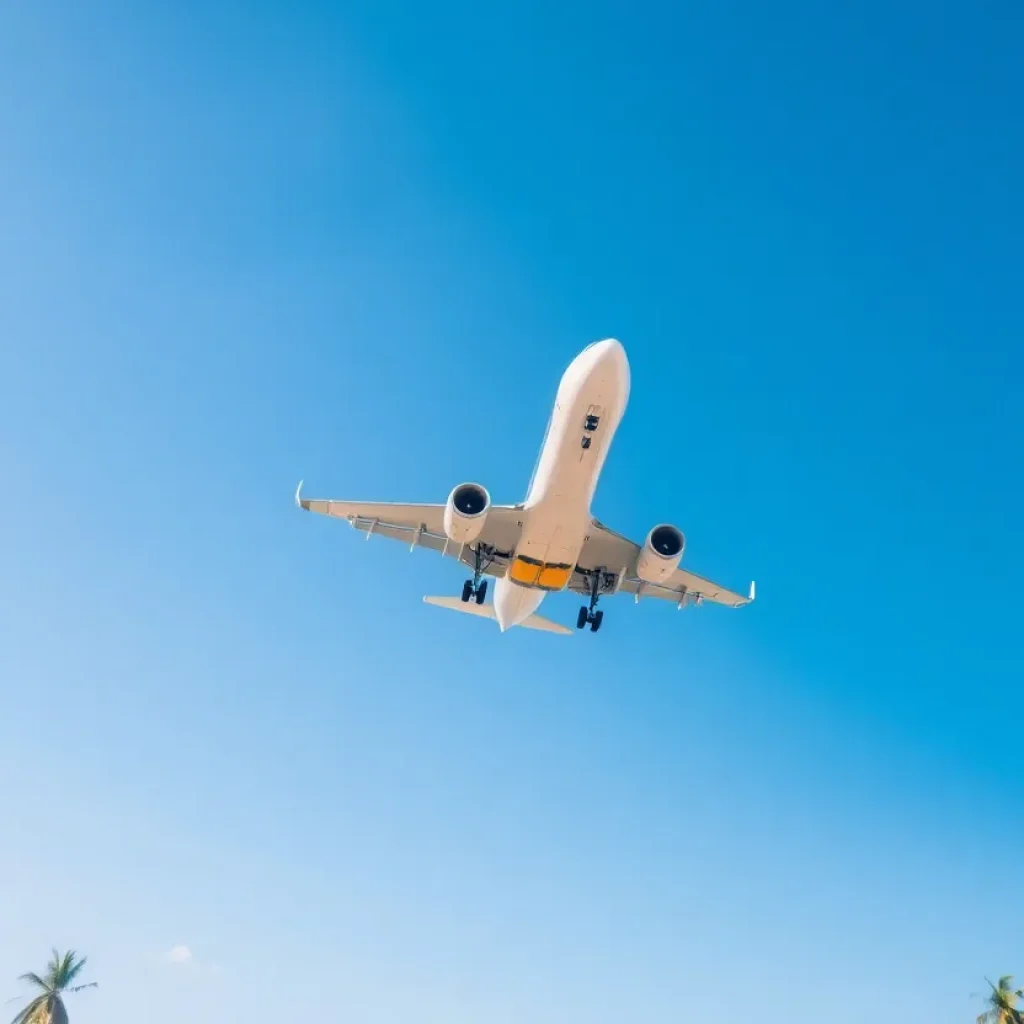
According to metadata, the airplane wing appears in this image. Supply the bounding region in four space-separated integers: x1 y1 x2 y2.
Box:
295 482 524 579
570 519 754 608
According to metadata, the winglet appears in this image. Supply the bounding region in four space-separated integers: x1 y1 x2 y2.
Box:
749 580 756 602
295 480 305 509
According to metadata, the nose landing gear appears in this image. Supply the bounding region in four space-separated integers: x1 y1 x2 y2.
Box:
577 570 606 632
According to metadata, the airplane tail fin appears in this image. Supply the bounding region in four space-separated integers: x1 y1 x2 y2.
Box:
422 596 573 636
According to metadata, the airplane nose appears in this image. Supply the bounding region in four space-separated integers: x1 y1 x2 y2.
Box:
594 339 630 392
591 338 628 369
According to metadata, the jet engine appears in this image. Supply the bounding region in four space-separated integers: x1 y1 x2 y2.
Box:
443 482 491 544
636 524 685 583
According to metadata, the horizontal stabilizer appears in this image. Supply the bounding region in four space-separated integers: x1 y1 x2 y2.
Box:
423 596 573 636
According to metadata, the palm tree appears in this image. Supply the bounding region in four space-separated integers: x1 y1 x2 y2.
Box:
9 950 96 1024
978 976 1024 1024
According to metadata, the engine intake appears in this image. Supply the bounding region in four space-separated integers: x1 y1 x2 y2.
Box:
444 483 491 544
636 524 685 583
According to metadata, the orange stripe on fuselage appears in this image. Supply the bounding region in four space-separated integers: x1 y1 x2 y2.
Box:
536 564 572 590
509 556 572 591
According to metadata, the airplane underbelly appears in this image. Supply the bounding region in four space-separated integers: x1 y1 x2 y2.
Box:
507 507 586 592
512 337 629 592
526 366 627 508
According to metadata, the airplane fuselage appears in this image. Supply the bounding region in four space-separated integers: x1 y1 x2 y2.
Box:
493 339 631 631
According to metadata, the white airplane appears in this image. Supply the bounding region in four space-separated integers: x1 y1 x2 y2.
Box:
296 338 754 635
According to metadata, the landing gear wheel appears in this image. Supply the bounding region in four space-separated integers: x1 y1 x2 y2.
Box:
462 545 490 605
578 569 607 632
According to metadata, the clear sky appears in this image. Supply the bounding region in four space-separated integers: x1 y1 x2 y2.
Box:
1 1 1022 1022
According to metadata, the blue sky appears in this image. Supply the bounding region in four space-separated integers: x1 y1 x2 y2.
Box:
1 1 1022 1021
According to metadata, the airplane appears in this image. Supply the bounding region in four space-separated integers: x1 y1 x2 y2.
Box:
296 338 754 636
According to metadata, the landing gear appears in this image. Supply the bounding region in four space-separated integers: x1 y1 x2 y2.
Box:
461 545 490 604
577 569 606 632
461 578 489 604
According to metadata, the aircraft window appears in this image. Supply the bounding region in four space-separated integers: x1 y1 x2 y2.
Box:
581 436 592 449
584 414 600 431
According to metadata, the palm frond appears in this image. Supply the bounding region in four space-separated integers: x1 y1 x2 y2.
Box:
14 975 49 995
65 984 97 994
43 951 59 989
59 954 87 989
51 952 72 989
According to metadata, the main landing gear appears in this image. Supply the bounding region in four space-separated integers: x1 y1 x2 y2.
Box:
460 545 489 605
461 579 487 605
577 570 605 632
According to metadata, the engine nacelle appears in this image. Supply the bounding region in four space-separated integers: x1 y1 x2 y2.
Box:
636 524 686 583
443 482 491 544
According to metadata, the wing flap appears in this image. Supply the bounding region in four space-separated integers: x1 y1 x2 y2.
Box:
616 571 753 608
296 486 522 578
298 495 447 534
